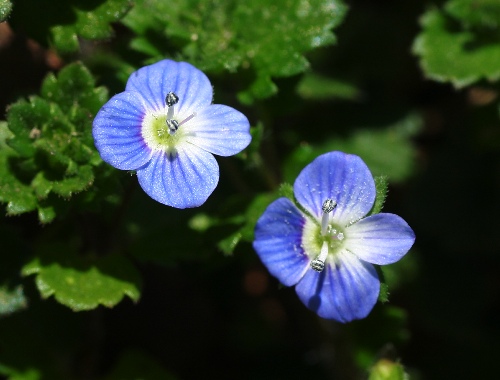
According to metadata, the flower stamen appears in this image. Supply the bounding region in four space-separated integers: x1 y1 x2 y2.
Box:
165 91 179 130
178 112 197 126
311 241 329 272
166 119 179 134
321 198 337 236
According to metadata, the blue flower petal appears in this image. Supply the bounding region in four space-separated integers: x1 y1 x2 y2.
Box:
294 152 376 226
183 105 251 156
295 251 379 322
136 144 219 208
345 213 415 265
92 91 152 170
126 60 213 114
253 198 310 286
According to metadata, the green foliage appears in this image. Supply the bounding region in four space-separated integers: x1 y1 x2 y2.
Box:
368 359 408 380
123 0 347 103
369 176 388 216
413 1 500 87
1 62 108 222
446 0 500 30
296 72 361 101
284 114 421 185
195 193 277 256
8 0 132 54
22 245 141 311
0 0 12 22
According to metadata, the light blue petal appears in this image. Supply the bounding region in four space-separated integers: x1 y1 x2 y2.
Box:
126 60 213 114
253 198 310 286
92 91 152 170
136 144 219 208
294 152 376 226
183 105 251 156
295 251 379 322
345 213 415 265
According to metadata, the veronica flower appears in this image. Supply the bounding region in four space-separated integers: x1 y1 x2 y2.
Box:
92 59 251 208
253 152 415 322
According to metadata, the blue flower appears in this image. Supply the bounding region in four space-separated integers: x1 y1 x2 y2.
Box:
253 152 415 322
92 59 251 208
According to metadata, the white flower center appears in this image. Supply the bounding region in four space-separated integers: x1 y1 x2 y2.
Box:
304 199 346 272
141 91 197 155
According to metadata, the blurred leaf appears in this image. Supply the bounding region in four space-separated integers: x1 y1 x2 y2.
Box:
236 123 264 167
296 72 361 101
1 62 108 222
368 359 407 380
0 0 12 23
413 6 500 88
103 349 178 380
0 285 27 317
278 182 294 200
218 231 243 256
446 0 500 30
348 306 409 370
0 366 41 380
22 246 141 311
9 0 132 54
284 114 421 184
217 192 277 255
123 0 347 103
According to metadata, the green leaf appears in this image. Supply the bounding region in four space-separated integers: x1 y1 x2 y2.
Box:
0 366 41 380
278 182 294 201
0 0 12 23
236 123 264 166
37 204 56 224
368 359 407 380
0 123 38 215
123 0 347 102
284 114 421 184
413 6 500 87
9 0 132 54
1 63 107 222
41 62 108 115
51 164 95 197
22 246 141 311
216 192 277 255
218 231 243 256
296 72 361 101
446 0 500 30
368 176 388 216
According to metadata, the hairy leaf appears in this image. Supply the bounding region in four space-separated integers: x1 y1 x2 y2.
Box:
8 0 132 54
123 0 347 103
413 5 500 87
1 63 107 222
22 246 141 311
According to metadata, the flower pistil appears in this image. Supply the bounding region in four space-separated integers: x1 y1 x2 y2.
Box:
310 198 345 272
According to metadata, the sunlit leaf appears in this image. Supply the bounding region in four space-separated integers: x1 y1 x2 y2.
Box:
9 0 132 54
123 0 347 103
22 246 141 311
413 5 500 87
1 63 107 222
